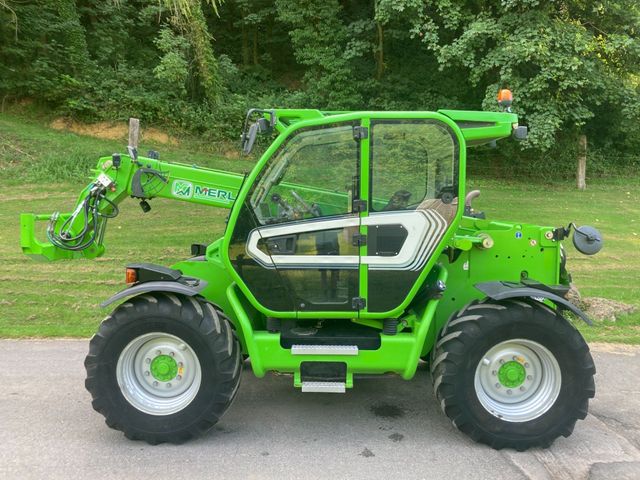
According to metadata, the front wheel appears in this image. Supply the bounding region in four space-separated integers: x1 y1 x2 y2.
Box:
431 299 595 451
85 293 242 444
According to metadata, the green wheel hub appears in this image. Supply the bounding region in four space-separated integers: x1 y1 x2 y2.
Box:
498 361 526 388
150 354 178 382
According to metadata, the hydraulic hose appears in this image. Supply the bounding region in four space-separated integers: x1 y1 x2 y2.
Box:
46 184 119 251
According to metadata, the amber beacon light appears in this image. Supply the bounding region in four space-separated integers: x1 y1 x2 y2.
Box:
497 88 513 111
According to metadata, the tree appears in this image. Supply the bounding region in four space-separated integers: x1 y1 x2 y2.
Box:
274 0 362 108
159 0 224 103
414 0 640 152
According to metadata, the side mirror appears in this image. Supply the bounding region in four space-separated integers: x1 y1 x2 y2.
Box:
242 123 259 154
257 117 272 134
240 109 277 155
572 225 603 255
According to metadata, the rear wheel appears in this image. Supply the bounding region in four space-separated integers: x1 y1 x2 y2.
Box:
431 299 595 450
85 292 242 444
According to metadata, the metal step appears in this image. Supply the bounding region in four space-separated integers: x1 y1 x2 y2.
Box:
291 344 358 356
301 381 346 393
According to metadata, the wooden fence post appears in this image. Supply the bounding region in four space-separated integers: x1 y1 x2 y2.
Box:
128 118 140 149
577 134 587 190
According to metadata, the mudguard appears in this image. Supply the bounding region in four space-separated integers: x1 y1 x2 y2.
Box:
475 281 593 326
100 280 208 308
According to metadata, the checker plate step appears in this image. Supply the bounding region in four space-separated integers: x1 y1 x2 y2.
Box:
291 345 358 355
301 381 346 393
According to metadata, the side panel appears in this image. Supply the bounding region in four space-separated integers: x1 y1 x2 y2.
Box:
432 217 563 334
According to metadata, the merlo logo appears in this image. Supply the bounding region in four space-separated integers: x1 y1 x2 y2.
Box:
172 180 193 199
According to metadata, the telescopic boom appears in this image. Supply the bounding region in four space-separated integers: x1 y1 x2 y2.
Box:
20 153 244 261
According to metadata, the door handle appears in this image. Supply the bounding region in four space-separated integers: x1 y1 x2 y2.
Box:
265 235 297 254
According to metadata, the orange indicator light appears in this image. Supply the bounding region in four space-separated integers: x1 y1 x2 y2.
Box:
125 268 138 285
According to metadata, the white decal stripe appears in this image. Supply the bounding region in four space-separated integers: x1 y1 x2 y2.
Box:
245 215 358 269
361 211 432 269
245 210 450 271
245 230 274 268
268 255 359 268
255 216 359 239
411 210 446 271
406 211 440 269
366 210 447 271
405 210 447 271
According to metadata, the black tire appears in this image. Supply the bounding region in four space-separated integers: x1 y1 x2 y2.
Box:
430 298 595 451
85 292 242 444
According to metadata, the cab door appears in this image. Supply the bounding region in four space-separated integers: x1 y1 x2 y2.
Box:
227 121 365 315
363 118 460 313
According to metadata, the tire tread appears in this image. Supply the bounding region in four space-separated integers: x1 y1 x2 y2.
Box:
84 293 242 445
431 299 595 451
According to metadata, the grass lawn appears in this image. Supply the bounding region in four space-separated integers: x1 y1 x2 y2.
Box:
1 113 639 342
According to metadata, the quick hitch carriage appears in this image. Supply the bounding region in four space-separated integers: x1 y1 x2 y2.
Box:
21 104 603 450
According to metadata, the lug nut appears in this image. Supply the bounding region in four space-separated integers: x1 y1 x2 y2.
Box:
507 390 512 395
144 371 150 376
499 359 505 364
170 352 175 357
177 375 182 381
166 383 172 388
492 370 497 376
495 383 501 389
145 358 151 364
524 362 530 368
527 375 533 381
520 386 525 391
153 381 158 387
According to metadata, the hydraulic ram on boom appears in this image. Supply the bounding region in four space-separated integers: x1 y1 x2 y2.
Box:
20 152 245 261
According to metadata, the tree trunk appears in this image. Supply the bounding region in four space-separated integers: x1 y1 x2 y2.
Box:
241 24 249 66
252 28 258 65
185 1 219 103
375 21 384 80
577 134 587 190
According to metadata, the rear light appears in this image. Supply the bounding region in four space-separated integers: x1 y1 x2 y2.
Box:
125 268 138 285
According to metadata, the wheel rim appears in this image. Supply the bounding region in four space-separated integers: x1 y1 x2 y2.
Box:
116 332 202 416
474 339 561 423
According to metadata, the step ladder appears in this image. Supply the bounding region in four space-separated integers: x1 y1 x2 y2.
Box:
291 345 356 393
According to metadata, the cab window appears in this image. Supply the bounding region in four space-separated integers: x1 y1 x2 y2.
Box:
370 120 457 211
250 123 359 225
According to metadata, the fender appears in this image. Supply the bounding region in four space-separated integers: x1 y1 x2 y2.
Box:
100 280 208 308
475 281 593 326
100 263 208 308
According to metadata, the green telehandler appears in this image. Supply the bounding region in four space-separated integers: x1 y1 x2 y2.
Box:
20 103 603 450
